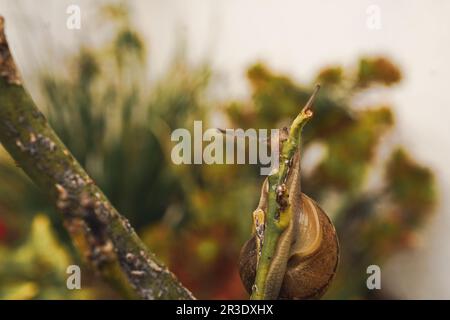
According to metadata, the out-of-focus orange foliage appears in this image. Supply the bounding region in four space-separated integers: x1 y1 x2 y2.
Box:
358 57 402 87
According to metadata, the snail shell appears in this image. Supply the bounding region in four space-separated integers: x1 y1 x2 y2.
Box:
239 159 340 300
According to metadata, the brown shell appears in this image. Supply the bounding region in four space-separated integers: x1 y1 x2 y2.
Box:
238 193 339 300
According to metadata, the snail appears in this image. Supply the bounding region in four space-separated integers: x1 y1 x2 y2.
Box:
238 86 339 300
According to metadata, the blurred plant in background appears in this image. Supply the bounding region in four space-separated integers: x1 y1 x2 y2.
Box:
0 3 436 299
0 214 93 299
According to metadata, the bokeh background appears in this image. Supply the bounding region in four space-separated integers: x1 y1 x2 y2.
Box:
0 0 449 299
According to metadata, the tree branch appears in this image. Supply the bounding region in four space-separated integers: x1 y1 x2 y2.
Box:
0 16 194 300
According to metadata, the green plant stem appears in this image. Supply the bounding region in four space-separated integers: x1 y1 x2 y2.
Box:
0 16 194 300
251 85 319 300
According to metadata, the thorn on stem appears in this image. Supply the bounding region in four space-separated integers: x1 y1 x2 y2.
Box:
301 84 321 115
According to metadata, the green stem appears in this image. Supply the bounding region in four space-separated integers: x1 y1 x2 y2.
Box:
0 16 194 300
250 85 320 300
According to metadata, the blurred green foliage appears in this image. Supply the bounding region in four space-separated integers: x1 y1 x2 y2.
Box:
0 4 436 299
0 214 93 299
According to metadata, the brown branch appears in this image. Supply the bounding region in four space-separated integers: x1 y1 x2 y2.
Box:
0 16 194 300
